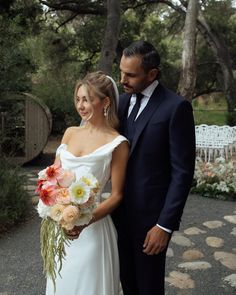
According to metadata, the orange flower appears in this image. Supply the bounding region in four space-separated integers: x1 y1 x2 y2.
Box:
56 188 71 204
60 220 74 231
62 205 80 224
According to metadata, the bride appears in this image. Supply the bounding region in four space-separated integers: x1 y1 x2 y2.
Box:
45 71 129 295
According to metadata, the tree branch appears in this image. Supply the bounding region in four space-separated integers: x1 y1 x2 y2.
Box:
40 0 105 15
197 61 219 67
122 1 154 10
56 12 79 32
193 88 222 99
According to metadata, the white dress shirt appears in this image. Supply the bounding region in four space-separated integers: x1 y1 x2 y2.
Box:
128 80 158 119
128 80 172 234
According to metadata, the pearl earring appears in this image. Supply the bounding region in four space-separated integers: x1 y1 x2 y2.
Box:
104 107 108 117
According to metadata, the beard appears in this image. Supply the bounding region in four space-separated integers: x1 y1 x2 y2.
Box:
122 79 151 94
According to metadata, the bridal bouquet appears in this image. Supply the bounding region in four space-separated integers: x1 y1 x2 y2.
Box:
36 163 99 288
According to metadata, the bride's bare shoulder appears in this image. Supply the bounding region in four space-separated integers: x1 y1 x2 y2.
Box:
61 126 82 144
106 129 121 141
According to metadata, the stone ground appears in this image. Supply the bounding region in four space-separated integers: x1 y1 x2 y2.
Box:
0 137 236 295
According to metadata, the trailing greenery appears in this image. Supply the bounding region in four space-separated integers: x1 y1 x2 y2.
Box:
40 218 70 290
0 157 30 230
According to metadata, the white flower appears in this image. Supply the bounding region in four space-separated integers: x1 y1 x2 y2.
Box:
37 199 51 218
193 157 236 198
81 173 99 189
69 181 91 204
215 157 225 164
38 168 47 180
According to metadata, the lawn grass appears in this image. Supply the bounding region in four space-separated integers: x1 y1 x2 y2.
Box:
193 110 227 125
193 94 228 125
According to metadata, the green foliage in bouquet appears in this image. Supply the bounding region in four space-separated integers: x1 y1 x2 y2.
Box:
0 157 30 229
40 218 71 290
191 157 236 201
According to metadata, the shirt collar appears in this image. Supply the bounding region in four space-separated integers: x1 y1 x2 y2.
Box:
141 80 159 98
130 80 159 105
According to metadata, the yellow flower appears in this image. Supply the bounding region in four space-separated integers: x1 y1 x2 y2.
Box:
81 174 99 189
81 176 92 186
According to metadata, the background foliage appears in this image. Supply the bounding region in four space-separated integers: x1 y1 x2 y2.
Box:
0 157 30 230
1 0 236 133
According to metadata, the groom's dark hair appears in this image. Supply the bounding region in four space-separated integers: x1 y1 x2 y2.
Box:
123 40 161 78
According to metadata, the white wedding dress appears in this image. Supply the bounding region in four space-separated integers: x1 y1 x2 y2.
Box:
46 135 127 295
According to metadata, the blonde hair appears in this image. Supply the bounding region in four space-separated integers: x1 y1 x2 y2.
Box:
74 71 119 130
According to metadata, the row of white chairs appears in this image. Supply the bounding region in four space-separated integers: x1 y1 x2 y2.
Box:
195 124 236 162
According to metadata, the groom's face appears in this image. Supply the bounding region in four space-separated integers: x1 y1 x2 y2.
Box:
120 54 154 94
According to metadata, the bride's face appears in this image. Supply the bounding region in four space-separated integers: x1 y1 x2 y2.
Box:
75 85 105 122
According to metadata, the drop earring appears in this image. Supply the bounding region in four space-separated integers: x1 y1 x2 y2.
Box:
104 107 109 117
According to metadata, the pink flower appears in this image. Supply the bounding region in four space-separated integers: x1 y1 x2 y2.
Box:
36 179 45 193
45 164 63 184
39 183 58 206
57 170 75 188
56 188 71 204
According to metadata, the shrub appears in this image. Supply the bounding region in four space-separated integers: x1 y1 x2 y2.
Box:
191 157 236 201
227 111 236 126
0 157 30 231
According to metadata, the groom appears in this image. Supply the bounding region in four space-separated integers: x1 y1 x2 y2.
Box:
113 40 196 294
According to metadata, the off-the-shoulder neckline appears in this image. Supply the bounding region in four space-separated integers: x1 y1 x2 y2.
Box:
60 135 126 158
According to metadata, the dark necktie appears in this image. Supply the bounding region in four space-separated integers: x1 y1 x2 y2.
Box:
126 93 143 142
127 93 143 124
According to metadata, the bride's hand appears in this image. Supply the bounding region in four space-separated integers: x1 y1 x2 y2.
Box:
66 225 85 240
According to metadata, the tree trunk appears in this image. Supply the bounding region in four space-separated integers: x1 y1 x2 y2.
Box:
178 0 199 102
197 11 236 113
97 0 121 75
159 0 236 114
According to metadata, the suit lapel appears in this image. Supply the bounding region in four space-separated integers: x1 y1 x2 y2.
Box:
118 93 131 133
130 84 165 156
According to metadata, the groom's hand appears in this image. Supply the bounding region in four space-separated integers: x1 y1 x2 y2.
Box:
143 226 170 255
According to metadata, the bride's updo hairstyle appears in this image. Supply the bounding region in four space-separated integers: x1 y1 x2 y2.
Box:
74 71 119 130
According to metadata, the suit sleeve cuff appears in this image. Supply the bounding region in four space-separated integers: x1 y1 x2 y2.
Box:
156 224 172 234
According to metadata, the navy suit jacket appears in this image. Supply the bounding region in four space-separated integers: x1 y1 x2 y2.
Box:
114 83 196 237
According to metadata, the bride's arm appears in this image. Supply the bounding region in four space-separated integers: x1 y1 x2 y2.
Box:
91 140 129 222
53 127 75 165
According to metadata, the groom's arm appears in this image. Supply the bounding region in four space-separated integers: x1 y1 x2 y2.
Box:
143 99 195 255
157 99 196 230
